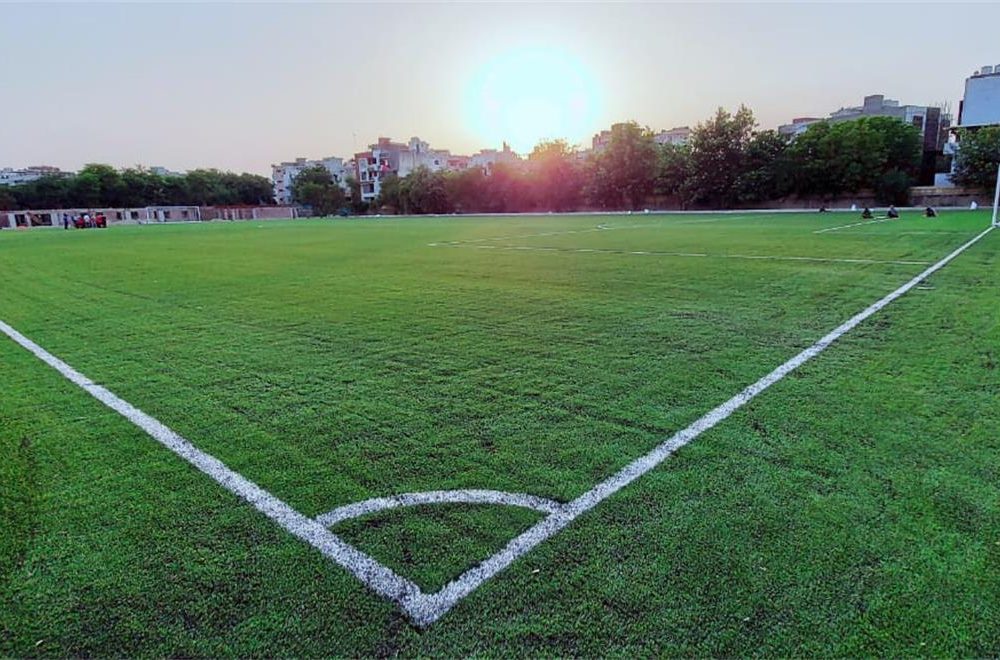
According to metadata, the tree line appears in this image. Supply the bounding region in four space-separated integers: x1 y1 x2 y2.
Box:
369 108 936 215
0 164 274 210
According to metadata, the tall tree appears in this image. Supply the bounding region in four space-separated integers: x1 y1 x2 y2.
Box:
951 127 1000 189
290 165 346 216
587 122 659 210
683 106 756 206
528 140 584 211
734 130 792 203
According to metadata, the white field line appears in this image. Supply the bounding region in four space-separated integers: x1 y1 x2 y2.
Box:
1 224 993 629
431 242 930 267
814 217 896 234
317 490 563 527
0 320 422 607
404 224 995 626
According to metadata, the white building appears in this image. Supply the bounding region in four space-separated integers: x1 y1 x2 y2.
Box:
940 64 1000 186
653 126 692 146
778 117 822 138
355 137 481 202
468 142 518 175
956 64 1000 129
271 156 351 205
0 166 66 186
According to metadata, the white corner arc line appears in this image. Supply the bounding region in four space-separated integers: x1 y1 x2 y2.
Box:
316 490 563 527
401 225 995 627
0 320 422 607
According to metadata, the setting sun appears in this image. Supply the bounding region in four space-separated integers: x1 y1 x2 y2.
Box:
464 46 601 154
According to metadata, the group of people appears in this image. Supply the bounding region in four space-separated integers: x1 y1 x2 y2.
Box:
63 212 107 229
858 205 937 220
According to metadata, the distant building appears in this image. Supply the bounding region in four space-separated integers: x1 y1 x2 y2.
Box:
468 142 519 176
942 64 1000 186
354 137 483 202
653 126 692 146
271 156 351 205
778 117 822 138
780 95 950 149
593 124 691 151
956 64 1000 129
592 124 627 152
149 166 184 178
779 94 950 184
0 166 66 186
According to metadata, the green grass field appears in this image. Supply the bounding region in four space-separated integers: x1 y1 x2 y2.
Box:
1 210 998 655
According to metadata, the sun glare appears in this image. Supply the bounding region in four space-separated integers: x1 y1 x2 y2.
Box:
465 47 601 155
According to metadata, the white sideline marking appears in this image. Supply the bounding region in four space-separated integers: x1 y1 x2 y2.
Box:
432 242 930 266
0 319 423 607
317 490 563 527
405 224 995 626
1 225 993 629
814 217 896 234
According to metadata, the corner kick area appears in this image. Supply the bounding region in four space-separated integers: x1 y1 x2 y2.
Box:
1 210 999 655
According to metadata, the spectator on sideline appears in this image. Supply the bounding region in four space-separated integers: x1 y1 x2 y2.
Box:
887 205 899 219
63 213 70 229
861 207 873 219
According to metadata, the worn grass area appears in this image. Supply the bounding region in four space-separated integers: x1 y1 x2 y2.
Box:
0 210 997 655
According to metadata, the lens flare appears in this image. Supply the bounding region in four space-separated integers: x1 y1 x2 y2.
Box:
465 47 601 154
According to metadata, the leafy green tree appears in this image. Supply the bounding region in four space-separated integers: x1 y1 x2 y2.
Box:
402 167 451 214
951 127 1000 189
788 117 920 198
734 130 792 203
290 165 346 216
528 140 583 211
683 106 756 206
445 169 487 213
0 188 15 211
654 143 691 198
586 122 659 210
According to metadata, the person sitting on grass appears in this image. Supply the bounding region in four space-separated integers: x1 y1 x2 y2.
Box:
887 205 899 219
925 206 937 218
861 207 874 219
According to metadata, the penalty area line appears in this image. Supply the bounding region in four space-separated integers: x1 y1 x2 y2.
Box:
814 217 897 233
430 242 930 266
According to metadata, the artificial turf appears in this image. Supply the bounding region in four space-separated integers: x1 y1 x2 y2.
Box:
0 210 997 655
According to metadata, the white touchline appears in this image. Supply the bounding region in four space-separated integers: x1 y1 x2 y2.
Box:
813 217 897 234
0 225 993 629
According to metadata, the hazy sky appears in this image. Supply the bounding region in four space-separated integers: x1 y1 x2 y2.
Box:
3 2 999 176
